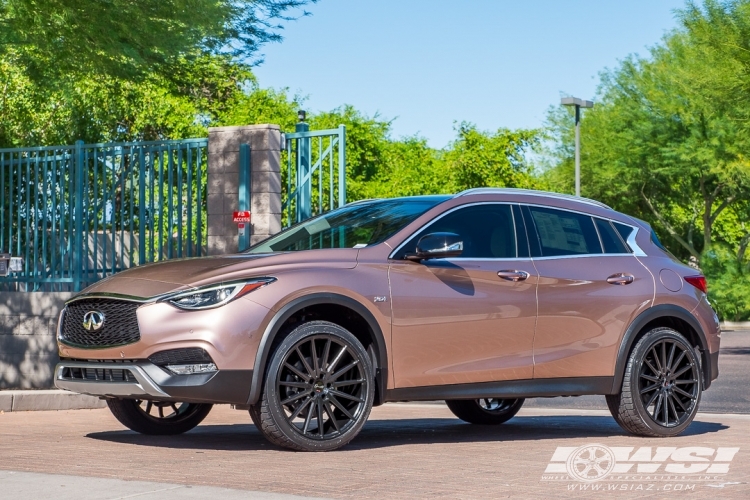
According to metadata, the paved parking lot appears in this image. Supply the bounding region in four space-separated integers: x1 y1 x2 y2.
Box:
2 331 748 499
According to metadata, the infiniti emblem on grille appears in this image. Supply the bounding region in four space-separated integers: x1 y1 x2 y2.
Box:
82 311 105 331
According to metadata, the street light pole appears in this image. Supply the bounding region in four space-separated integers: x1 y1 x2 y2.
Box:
561 97 594 197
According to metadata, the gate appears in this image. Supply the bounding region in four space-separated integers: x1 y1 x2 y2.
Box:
283 124 346 227
0 138 208 291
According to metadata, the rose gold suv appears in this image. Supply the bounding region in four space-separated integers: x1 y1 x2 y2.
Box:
54 189 720 451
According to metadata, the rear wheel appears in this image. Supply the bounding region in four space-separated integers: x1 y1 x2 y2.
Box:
106 398 212 435
446 398 524 425
607 327 702 437
250 321 375 451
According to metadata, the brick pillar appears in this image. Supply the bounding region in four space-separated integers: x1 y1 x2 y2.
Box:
207 124 282 255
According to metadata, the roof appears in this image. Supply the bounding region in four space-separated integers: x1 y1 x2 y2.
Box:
455 188 612 209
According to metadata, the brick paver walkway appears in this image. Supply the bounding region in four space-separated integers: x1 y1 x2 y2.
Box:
1 403 749 498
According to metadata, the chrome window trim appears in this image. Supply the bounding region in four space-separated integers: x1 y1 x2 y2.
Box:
625 228 647 257
388 201 519 260
455 188 612 209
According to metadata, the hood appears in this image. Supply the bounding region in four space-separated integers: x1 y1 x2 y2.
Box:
79 249 359 299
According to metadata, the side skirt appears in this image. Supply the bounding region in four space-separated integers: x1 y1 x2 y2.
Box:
384 376 614 402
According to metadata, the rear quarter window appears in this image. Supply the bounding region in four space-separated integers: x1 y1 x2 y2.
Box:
527 206 602 256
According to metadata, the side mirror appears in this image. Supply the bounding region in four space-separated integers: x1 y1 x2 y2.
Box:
405 232 463 262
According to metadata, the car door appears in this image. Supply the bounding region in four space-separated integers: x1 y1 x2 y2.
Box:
520 204 654 380
389 203 538 388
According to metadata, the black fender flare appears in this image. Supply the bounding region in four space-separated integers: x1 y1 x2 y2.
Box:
247 293 389 406
611 304 712 393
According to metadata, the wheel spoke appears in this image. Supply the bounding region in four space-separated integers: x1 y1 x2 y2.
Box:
666 343 676 373
170 403 178 415
146 401 153 416
320 339 331 373
295 347 315 379
673 365 693 378
327 346 347 374
671 391 688 411
328 394 355 420
310 339 320 377
661 341 668 374
158 406 164 418
644 358 660 376
302 402 314 434
329 388 364 403
650 347 663 372
640 373 659 383
316 399 325 437
279 380 309 389
330 360 359 381
674 379 697 385
667 393 679 422
670 351 686 372
673 386 696 399
640 383 659 395
283 362 310 382
324 402 340 432
288 397 313 421
662 392 669 424
651 392 664 422
645 389 660 409
281 389 312 406
331 378 365 388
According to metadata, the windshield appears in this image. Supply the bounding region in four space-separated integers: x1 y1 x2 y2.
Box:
247 197 449 253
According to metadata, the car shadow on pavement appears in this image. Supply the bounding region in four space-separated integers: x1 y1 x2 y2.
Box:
85 415 728 452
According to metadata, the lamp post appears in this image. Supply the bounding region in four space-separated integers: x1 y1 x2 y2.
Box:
561 97 594 197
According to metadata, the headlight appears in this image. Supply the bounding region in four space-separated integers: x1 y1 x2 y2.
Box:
165 278 275 310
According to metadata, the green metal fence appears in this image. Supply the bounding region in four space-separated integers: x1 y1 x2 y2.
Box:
283 125 346 227
0 138 208 291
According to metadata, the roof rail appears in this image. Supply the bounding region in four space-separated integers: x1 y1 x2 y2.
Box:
455 188 611 209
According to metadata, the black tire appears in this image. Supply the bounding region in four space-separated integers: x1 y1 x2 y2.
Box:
106 398 212 435
607 327 702 437
445 398 524 425
250 320 375 451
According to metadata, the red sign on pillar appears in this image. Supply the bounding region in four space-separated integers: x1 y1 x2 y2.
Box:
233 211 251 223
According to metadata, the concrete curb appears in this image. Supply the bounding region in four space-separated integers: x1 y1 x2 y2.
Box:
0 390 105 412
721 321 750 330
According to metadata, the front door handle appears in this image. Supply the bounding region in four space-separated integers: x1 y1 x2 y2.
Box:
607 273 634 285
497 270 530 282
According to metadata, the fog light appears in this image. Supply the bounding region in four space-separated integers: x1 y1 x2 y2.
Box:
166 363 218 375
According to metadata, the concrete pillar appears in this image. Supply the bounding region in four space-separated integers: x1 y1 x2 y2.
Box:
207 125 282 255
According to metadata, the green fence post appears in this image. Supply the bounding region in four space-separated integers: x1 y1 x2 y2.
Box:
338 125 346 208
73 140 84 291
238 143 251 251
296 117 311 221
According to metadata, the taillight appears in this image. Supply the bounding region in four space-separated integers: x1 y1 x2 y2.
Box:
685 275 707 294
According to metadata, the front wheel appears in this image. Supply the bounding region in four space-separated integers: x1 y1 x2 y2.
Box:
106 398 212 435
446 398 524 425
250 321 375 451
607 327 702 437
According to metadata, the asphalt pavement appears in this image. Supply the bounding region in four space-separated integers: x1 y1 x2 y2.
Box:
526 329 750 413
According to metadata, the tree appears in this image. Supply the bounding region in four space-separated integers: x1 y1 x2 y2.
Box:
0 0 312 80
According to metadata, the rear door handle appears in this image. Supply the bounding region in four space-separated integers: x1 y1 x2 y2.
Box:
497 270 530 282
607 273 634 285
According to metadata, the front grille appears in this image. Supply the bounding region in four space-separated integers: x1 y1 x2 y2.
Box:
60 299 141 348
60 366 137 382
148 348 213 366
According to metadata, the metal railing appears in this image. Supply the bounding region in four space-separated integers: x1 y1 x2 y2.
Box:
283 125 346 227
0 138 208 291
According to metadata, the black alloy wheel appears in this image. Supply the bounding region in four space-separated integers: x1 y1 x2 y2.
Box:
106 398 212 435
607 327 702 437
250 321 374 451
446 397 524 425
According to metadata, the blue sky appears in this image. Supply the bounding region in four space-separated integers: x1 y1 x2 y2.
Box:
253 0 687 148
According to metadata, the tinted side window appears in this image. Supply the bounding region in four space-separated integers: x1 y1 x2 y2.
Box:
595 218 630 254
527 206 602 256
396 204 517 259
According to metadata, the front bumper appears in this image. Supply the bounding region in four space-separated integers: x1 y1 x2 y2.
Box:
54 360 252 405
